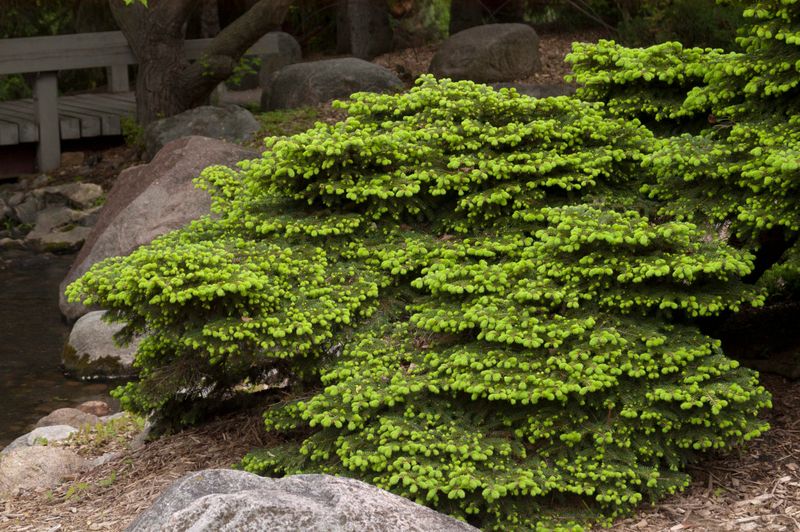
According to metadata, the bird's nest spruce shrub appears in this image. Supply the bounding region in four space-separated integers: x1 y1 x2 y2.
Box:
68 75 771 530
567 0 800 297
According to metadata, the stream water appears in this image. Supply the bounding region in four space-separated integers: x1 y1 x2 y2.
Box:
0 249 114 447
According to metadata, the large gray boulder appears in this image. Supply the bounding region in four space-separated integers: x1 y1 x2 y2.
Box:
265 58 403 111
59 136 257 321
219 32 302 93
257 33 303 108
430 23 541 83
0 446 86 498
63 310 141 378
128 469 478 532
144 105 260 160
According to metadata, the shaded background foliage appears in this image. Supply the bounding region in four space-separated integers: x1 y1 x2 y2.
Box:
0 0 746 102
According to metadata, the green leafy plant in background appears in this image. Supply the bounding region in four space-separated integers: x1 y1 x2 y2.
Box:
567 0 800 299
69 76 770 530
121 115 146 154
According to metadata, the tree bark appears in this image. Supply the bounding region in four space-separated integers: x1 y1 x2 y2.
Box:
200 0 221 38
109 0 291 125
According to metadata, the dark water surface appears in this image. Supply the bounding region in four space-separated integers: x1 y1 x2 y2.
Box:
0 250 114 447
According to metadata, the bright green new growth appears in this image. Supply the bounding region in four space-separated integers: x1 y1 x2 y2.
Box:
567 0 800 296
65 76 770 530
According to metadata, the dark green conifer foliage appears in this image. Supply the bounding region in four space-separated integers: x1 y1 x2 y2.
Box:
69 77 771 529
567 0 800 295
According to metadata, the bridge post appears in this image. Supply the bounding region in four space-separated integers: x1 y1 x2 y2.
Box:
34 71 60 172
107 65 129 93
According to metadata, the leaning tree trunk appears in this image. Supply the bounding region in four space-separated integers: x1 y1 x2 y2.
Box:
109 0 290 125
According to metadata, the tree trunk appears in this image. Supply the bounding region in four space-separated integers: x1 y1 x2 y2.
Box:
109 0 290 125
200 0 221 38
449 0 525 35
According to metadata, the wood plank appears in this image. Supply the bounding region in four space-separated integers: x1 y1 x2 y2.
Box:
34 72 60 171
0 120 19 146
0 32 134 75
0 109 38 142
1 98 81 141
56 106 102 137
67 95 135 132
87 93 137 109
0 31 280 75
183 32 280 60
67 92 135 111
55 99 121 136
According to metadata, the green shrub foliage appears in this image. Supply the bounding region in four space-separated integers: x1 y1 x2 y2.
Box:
69 76 771 529
567 0 800 296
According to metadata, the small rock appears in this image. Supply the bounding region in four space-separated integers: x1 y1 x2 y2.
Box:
29 174 49 188
63 311 142 379
100 412 127 423
60 151 85 167
36 408 99 430
34 182 104 209
2 425 78 455
7 191 25 207
429 23 541 83
128 469 478 532
77 400 111 417
143 106 260 161
266 58 403 111
89 451 121 468
28 205 86 232
0 198 10 220
24 206 93 252
29 225 92 252
0 446 86 497
0 237 24 250
12 197 38 225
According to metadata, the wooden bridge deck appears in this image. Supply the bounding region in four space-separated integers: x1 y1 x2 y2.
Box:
0 92 135 146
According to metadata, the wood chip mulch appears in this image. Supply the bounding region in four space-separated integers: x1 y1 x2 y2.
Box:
1 374 797 531
602 374 800 532
0 411 269 531
373 29 611 87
